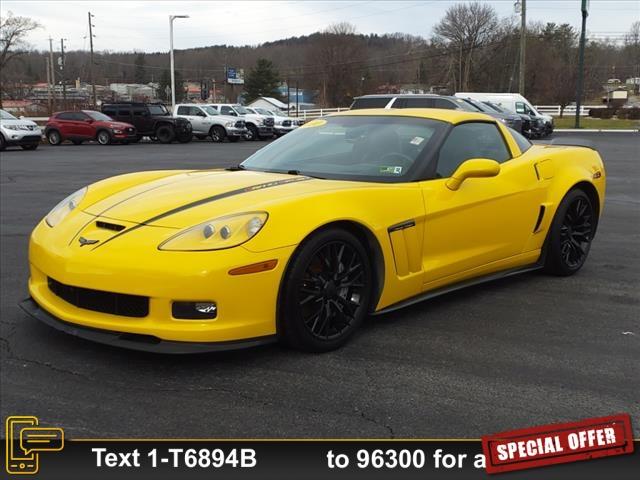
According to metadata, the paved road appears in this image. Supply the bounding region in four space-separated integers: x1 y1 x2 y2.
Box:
1 134 638 438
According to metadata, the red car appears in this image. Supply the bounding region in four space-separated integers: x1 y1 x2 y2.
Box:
45 110 137 145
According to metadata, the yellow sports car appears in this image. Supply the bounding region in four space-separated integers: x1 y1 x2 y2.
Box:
21 109 605 353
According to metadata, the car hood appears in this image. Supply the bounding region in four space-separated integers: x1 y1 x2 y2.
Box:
82 170 352 229
1 119 39 128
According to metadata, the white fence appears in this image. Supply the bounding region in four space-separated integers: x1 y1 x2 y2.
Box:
24 105 607 124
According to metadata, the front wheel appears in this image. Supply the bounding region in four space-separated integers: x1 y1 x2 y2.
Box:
544 189 596 276
210 126 226 143
96 130 112 145
244 124 258 141
47 130 62 145
155 125 175 144
280 228 373 352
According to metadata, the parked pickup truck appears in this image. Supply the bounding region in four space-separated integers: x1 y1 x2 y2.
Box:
246 107 304 136
207 104 274 141
174 104 246 142
101 102 193 143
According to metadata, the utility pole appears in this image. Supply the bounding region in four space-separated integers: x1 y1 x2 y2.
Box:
88 12 97 108
46 56 52 115
295 79 299 117
169 15 189 112
60 39 67 109
516 0 526 95
575 0 589 128
49 38 56 111
286 78 290 113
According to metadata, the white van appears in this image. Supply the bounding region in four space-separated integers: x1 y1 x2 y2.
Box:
455 93 553 135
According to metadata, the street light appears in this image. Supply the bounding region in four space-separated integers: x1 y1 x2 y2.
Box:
169 14 189 111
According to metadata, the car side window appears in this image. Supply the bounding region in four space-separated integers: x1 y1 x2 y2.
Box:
433 98 456 109
102 107 116 117
73 112 89 121
193 107 206 116
515 102 526 114
57 112 74 120
220 106 234 115
436 122 511 178
404 98 435 108
509 127 532 154
177 106 189 115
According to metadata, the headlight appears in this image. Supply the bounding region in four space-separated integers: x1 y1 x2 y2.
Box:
159 212 268 251
45 187 87 227
113 129 123 134
225 121 234 127
5 125 20 130
257 119 265 126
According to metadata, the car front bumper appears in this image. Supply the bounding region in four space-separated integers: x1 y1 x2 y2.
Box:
257 126 273 136
27 217 296 350
226 126 246 137
274 126 298 135
2 129 42 145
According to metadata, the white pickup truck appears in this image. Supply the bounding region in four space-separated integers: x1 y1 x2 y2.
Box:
207 104 274 141
174 104 246 142
246 107 304 137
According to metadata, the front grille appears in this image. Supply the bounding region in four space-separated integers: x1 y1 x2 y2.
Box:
264 118 274 127
282 120 291 127
234 121 245 128
48 277 149 318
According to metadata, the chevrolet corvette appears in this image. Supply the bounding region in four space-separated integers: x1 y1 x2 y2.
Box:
21 109 606 353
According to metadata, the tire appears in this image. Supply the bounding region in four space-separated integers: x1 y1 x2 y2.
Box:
280 227 373 352
71 139 83 145
21 144 38 150
228 136 240 143
155 125 175 144
47 130 62 146
96 130 112 145
0 134 6 151
244 124 258 141
543 189 596 276
210 126 226 143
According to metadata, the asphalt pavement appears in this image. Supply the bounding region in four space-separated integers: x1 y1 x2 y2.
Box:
1 133 638 438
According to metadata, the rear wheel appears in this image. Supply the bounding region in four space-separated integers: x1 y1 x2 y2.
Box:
280 228 372 352
210 126 226 143
155 125 175 144
544 189 595 276
96 130 112 145
47 130 62 145
21 144 38 150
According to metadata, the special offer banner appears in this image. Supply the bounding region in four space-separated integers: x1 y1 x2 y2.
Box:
3 415 639 479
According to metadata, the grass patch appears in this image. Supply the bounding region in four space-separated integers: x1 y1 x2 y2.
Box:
554 117 640 130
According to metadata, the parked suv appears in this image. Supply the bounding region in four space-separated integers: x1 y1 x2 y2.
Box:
101 102 192 143
45 110 137 145
350 94 481 111
174 104 246 142
456 97 523 134
207 104 273 141
246 107 304 136
0 109 41 151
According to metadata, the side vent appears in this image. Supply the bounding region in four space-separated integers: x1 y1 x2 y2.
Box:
533 206 546 233
96 220 126 232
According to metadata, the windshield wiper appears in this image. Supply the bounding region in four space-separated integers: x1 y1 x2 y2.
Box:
286 169 325 179
225 164 246 171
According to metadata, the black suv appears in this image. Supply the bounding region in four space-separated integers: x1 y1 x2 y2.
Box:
101 103 192 143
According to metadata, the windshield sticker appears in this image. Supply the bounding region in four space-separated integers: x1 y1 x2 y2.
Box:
380 166 403 175
301 119 327 128
410 136 425 146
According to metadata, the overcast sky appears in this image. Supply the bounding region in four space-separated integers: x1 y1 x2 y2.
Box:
2 0 638 53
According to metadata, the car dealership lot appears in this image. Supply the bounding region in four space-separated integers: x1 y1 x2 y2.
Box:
1 134 638 438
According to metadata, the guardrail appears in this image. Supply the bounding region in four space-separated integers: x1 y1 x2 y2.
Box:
534 105 604 117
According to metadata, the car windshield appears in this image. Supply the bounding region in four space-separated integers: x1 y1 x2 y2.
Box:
256 108 274 116
460 98 489 112
85 111 113 121
241 115 445 182
148 105 168 115
202 106 219 115
0 110 17 120
234 105 250 115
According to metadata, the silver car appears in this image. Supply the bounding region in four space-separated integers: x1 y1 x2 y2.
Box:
174 104 246 142
0 109 42 151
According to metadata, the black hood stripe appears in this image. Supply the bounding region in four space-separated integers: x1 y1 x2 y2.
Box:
90 176 312 250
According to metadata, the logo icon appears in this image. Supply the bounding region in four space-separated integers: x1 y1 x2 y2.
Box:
6 416 64 475
78 237 99 247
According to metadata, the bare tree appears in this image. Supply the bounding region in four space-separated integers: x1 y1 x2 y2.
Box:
433 2 499 91
624 21 640 47
0 11 41 107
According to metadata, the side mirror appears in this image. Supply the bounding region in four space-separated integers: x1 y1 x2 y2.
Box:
229 111 238 116
446 159 501 191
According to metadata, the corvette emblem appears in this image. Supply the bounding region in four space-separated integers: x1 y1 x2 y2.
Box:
78 237 99 247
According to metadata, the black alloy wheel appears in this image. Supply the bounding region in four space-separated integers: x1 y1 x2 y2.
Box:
544 189 595 276
281 228 372 351
155 125 175 144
